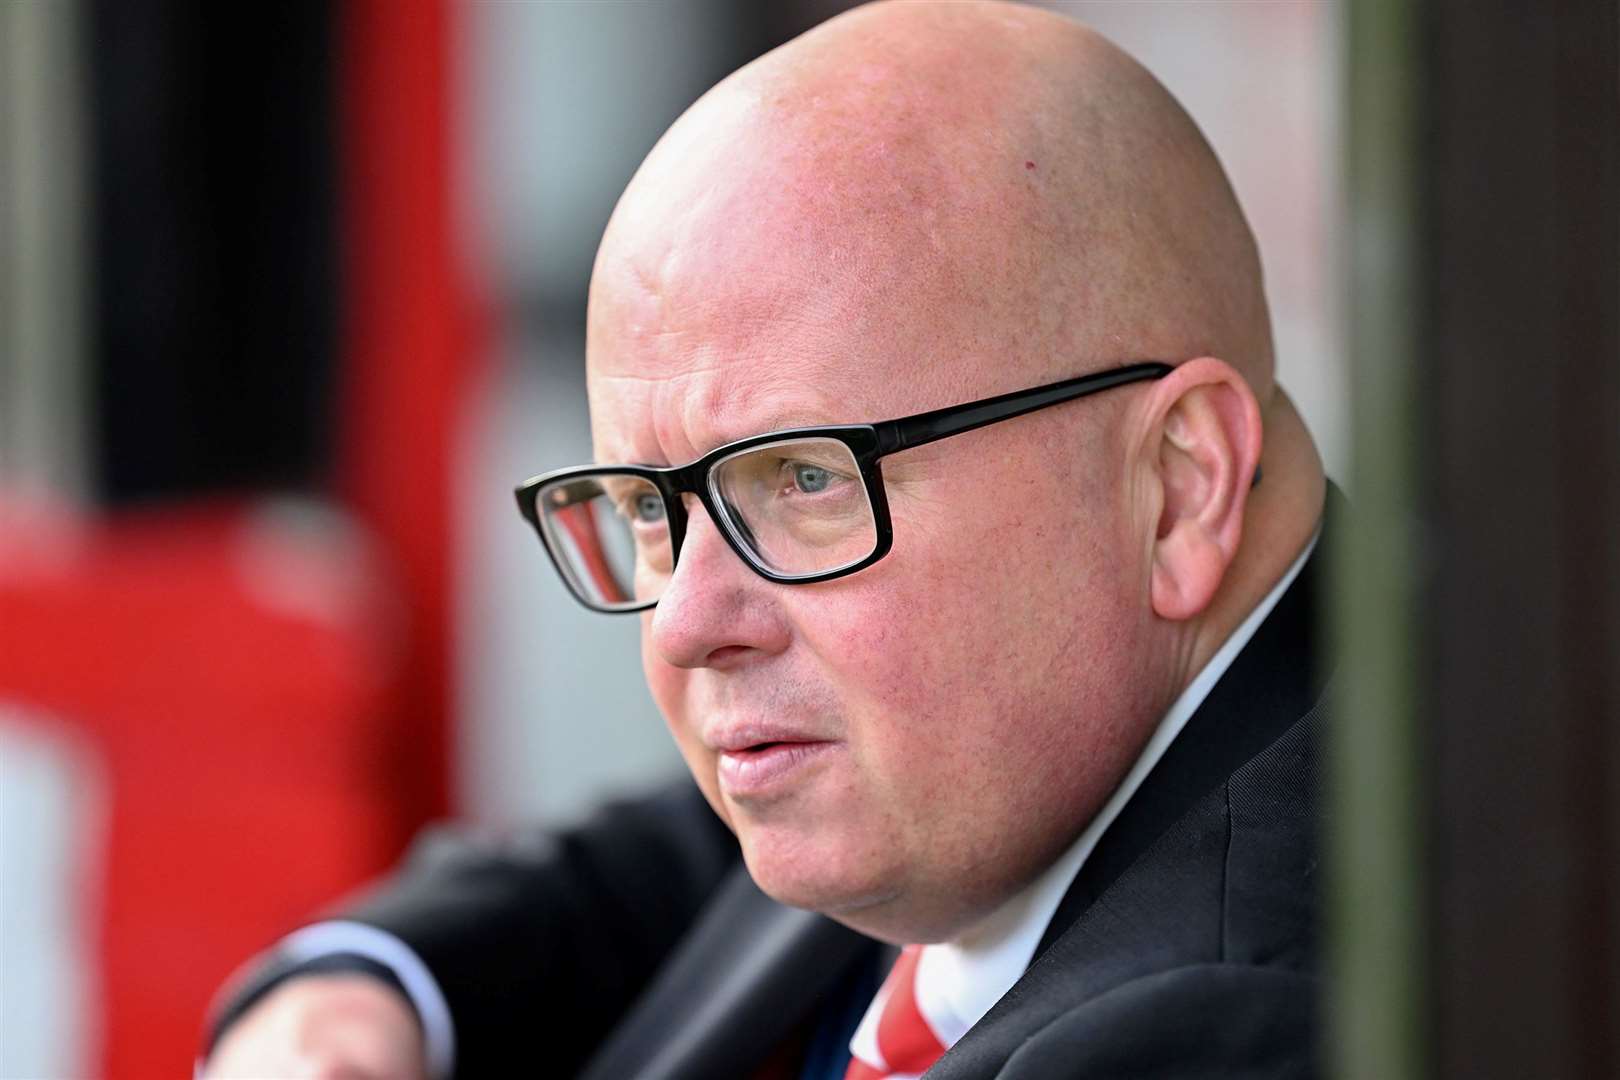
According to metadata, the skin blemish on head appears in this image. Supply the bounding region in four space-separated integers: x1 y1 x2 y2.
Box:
1025 160 1036 170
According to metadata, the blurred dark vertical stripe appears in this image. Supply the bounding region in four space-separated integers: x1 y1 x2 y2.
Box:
84 0 464 840
88 0 337 502
1422 2 1620 1078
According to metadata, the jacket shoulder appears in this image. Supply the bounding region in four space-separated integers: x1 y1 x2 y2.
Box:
998 963 1320 1079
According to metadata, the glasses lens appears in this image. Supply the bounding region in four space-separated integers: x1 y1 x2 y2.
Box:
709 437 878 577
533 473 670 609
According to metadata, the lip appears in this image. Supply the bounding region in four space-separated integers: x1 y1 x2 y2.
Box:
706 720 829 753
716 740 837 799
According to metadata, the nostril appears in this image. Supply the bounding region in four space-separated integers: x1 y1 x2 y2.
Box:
703 644 752 667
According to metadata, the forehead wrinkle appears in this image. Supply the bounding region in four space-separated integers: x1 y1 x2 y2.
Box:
676 357 858 456
591 347 859 469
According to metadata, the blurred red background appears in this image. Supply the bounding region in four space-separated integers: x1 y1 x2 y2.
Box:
1 2 478 1073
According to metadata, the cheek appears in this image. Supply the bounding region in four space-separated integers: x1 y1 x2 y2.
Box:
809 491 1143 767
641 634 697 753
640 630 730 818
640 622 674 709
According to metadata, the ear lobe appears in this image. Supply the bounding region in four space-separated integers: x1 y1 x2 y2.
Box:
1146 358 1263 622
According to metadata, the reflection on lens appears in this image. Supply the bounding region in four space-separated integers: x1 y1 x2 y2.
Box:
710 438 877 576
535 473 669 609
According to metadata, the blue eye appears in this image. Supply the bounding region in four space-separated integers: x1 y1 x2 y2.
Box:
792 464 832 493
633 493 666 522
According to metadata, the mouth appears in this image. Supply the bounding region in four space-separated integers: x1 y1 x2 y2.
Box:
715 739 837 799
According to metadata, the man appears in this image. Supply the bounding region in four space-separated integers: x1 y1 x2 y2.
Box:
206 2 1331 1076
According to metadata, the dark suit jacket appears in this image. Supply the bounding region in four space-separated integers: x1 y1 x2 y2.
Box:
215 515 1332 1079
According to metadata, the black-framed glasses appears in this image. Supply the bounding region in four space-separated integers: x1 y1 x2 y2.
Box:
516 360 1172 612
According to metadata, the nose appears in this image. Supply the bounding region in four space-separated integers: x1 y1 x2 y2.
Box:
647 497 790 669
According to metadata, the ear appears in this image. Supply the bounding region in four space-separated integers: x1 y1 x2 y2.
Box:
1140 357 1263 621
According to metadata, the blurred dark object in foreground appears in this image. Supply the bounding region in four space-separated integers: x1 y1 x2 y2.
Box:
88 0 339 504
1420 3 1620 1077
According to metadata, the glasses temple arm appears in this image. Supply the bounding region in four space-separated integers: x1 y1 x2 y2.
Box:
874 361 1173 455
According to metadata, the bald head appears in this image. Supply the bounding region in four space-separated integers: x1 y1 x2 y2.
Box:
576 2 1324 944
591 0 1274 404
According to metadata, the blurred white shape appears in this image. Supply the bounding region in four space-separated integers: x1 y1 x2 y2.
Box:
0 707 105 1079
0 0 90 504
465 0 740 305
233 498 382 634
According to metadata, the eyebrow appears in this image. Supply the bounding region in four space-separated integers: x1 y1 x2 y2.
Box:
734 407 840 440
616 406 847 468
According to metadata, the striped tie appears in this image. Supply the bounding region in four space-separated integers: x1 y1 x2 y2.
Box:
844 946 948 1079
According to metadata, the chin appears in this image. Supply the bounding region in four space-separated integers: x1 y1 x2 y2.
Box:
736 826 899 919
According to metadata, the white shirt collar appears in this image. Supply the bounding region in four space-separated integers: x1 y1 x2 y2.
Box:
851 525 1322 1055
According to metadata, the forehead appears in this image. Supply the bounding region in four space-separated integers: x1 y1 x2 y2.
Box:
585 253 897 463
584 179 1046 466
